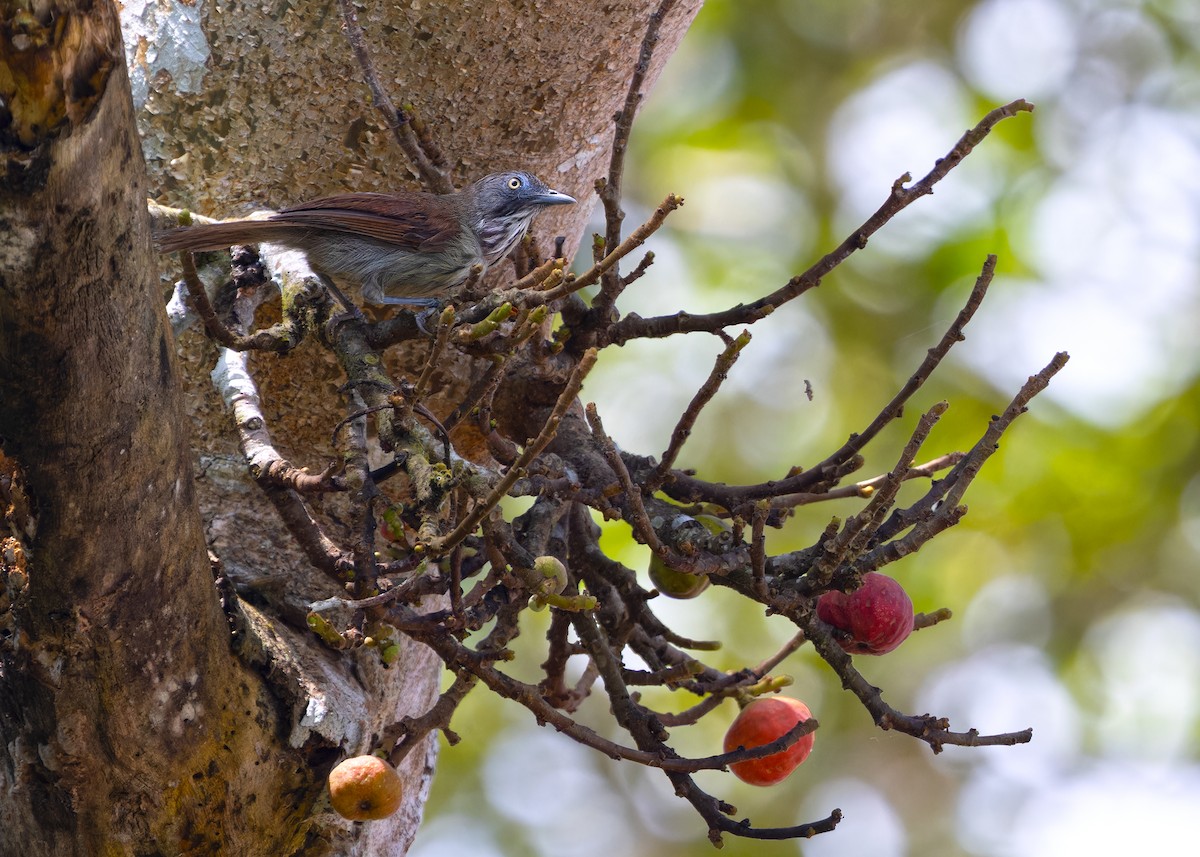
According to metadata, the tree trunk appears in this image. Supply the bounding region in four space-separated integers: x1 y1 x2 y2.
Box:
1 0 700 854
0 3 309 854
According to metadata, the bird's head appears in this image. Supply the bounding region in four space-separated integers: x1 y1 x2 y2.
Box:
469 171 576 264
474 171 576 216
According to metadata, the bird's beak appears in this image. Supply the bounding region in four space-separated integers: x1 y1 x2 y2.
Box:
537 188 576 206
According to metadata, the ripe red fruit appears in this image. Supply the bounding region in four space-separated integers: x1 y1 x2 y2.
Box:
328 755 404 821
816 572 914 655
723 697 815 786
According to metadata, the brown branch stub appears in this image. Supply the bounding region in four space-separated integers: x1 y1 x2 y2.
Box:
914 607 953 631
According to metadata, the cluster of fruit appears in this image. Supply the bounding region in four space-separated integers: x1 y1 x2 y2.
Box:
326 571 915 818
724 572 915 785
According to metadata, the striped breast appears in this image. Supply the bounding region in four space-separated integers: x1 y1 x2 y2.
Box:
475 211 538 265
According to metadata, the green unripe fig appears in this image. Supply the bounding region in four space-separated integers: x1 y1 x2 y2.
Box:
649 554 710 599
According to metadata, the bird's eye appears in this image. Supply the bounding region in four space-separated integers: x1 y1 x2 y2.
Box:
508 177 522 190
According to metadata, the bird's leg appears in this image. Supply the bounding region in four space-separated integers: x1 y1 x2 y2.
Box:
361 281 442 335
318 273 365 319
318 273 369 341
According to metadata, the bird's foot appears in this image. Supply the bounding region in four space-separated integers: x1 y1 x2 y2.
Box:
323 306 368 340
414 304 444 336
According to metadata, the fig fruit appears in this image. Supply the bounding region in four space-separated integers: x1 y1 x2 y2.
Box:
816 572 914 655
328 755 404 821
647 514 731 599
723 696 815 786
649 554 710 599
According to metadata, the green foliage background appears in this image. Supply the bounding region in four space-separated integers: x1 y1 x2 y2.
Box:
413 2 1200 855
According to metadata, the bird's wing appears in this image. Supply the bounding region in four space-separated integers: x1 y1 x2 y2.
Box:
273 193 460 251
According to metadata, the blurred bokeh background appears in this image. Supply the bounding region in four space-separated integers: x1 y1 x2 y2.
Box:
411 1 1200 855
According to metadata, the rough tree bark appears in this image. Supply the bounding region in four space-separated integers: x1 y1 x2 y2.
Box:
1 0 700 854
0 3 311 854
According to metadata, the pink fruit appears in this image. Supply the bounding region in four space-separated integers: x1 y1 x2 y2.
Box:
723 697 815 786
816 572 914 655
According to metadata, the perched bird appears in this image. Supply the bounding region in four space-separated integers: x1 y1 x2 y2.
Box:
155 171 575 310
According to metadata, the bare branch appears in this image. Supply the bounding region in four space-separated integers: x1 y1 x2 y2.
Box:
646 330 751 493
659 255 1000 508
590 0 679 317
602 103 1033 345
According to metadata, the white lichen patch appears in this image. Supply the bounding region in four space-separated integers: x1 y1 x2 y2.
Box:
120 1 212 110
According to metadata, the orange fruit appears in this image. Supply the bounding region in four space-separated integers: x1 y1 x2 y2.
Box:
328 755 403 821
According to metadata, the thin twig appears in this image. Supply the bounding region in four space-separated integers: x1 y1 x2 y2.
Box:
397 605 820 772
336 0 451 192
800 607 1032 753
621 251 656 287
431 350 599 553
655 631 807 727
584 403 664 554
646 330 751 493
874 351 1070 546
387 672 478 764
812 402 949 580
590 0 679 317
536 194 684 303
415 306 457 399
767 452 963 509
796 257 997 490
659 255 999 508
600 103 1033 346
441 356 509 433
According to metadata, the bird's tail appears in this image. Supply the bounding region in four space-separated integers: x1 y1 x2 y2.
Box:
154 219 293 253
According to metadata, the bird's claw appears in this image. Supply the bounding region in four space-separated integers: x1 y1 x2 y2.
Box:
414 304 443 337
323 306 368 339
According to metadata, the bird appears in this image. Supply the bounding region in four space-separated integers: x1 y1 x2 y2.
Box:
154 171 575 311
